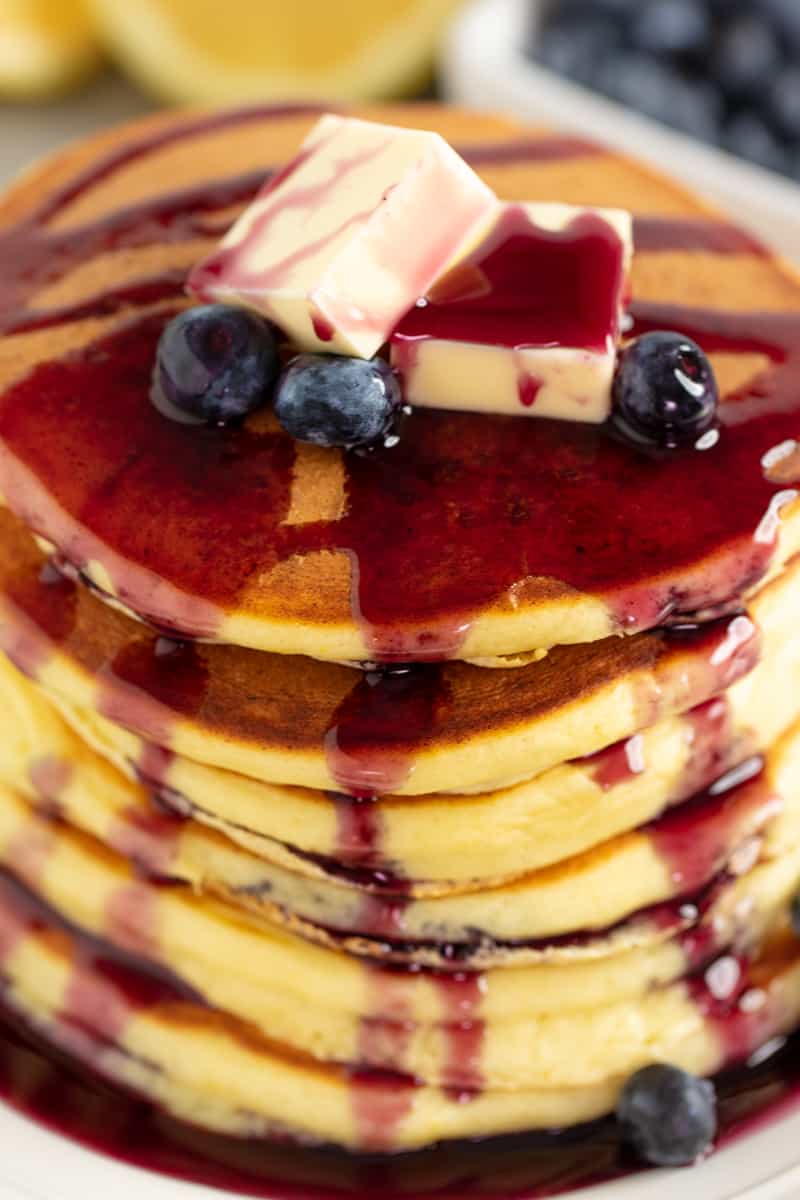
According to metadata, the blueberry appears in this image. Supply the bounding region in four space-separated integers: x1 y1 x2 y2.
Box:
538 26 622 83
617 1064 717 1167
592 54 721 143
612 331 719 448
546 0 634 28
765 66 800 143
713 16 783 103
724 113 788 174
154 305 279 425
630 0 711 59
274 355 402 449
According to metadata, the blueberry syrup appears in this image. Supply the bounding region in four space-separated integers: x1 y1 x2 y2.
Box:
633 216 769 255
679 696 736 798
104 879 161 960
98 636 209 746
136 741 176 788
0 102 794 658
107 803 185 879
357 966 415 1075
27 755 73 812
393 207 626 353
457 135 603 165
432 971 486 1102
518 373 543 408
334 794 384 866
1 860 799 1195
0 555 76 679
648 766 777 893
357 886 413 941
324 665 451 796
579 732 646 790
3 294 796 660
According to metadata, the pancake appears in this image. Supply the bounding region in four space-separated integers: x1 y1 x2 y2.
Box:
1 106 800 662
0 507 781 797
26 579 800 889
0 677 786 947
3 646 800 958
2 773 800 1124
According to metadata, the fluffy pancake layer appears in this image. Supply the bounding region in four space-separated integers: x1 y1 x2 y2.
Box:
0 508 782 797
2 767 800 1146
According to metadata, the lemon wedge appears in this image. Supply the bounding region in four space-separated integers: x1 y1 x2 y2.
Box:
0 0 101 97
87 0 464 103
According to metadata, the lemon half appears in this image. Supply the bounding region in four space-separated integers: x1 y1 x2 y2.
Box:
88 0 465 103
0 0 101 98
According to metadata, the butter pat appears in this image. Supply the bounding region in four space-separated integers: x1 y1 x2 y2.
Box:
391 203 633 423
188 114 497 359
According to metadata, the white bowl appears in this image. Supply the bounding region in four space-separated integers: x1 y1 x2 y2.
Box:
442 0 800 261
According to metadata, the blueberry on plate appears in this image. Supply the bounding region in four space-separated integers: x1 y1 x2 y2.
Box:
274 354 402 449
612 331 719 449
617 1064 717 1167
154 304 280 425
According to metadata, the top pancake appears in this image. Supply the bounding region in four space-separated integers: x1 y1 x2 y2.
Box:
1 104 800 662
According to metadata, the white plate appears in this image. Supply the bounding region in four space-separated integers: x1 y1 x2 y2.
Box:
442 0 800 262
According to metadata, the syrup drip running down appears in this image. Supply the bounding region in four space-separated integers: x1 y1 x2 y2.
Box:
648 766 776 894
432 971 486 1102
324 664 451 795
394 207 626 352
0 870 198 1051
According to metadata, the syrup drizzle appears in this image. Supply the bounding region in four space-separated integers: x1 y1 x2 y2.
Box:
649 766 777 893
324 665 450 795
107 804 184 880
393 207 626 352
580 732 646 790
432 971 486 1102
357 965 415 1074
633 216 768 256
98 637 209 745
334 794 384 865
28 755 72 812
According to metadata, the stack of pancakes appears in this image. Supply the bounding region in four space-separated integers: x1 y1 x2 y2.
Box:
1 103 800 1153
